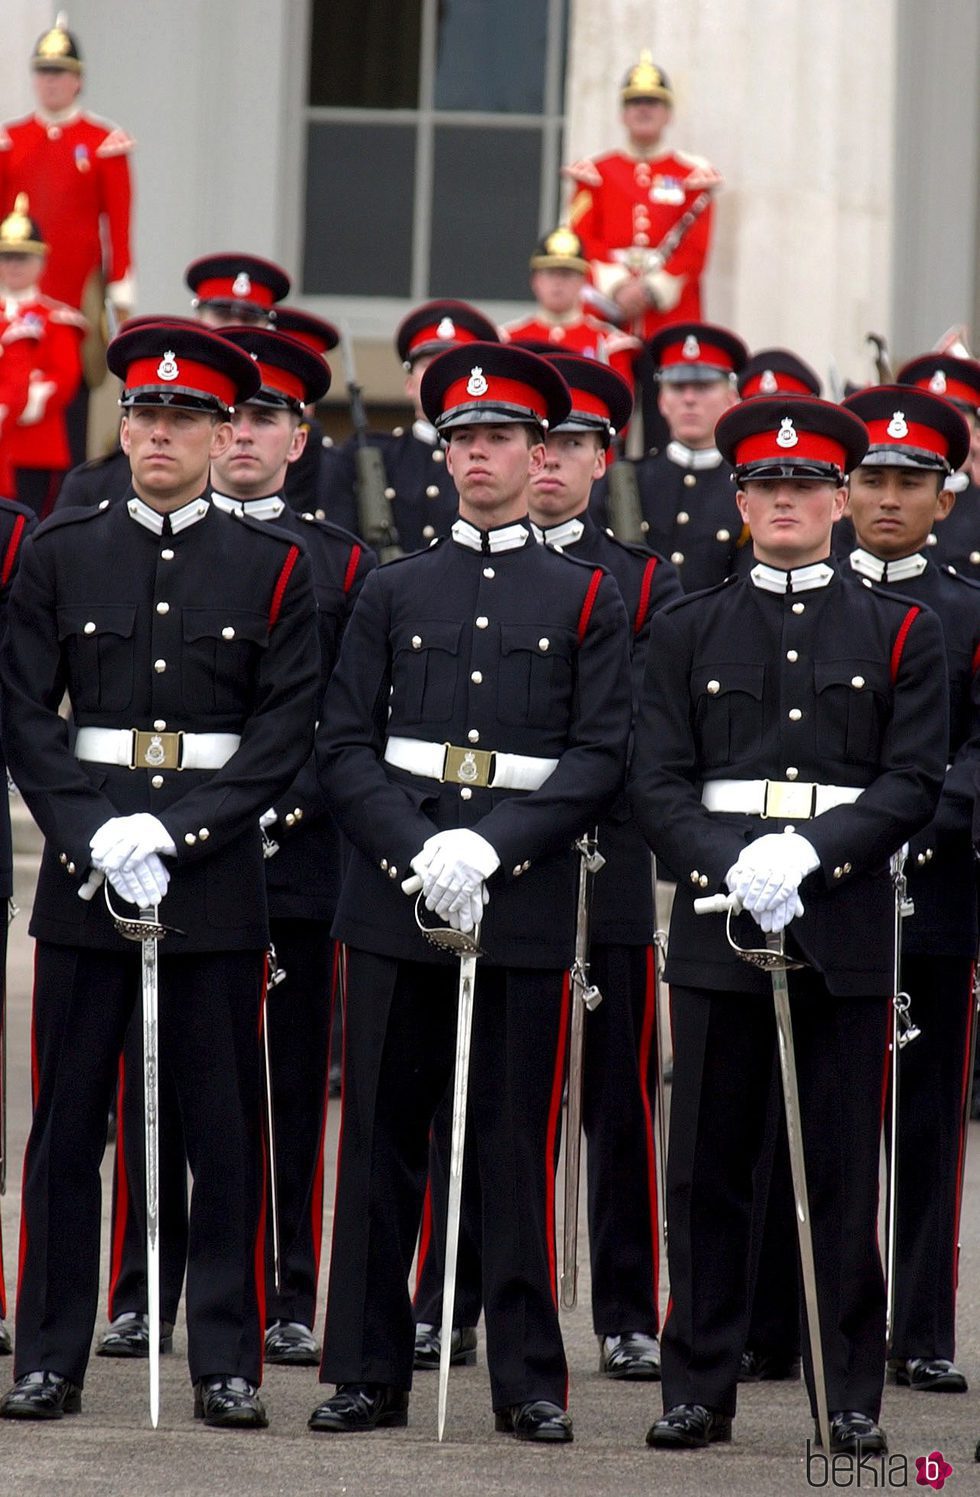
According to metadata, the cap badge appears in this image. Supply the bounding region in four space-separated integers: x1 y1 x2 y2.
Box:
457 752 480 783
232 271 252 298
929 370 947 394
466 366 488 397
776 417 799 449
760 369 778 394
682 335 701 360
156 351 179 382
436 316 456 340
886 411 909 439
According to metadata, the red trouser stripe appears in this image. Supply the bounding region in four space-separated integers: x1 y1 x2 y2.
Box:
310 939 341 1296
638 945 660 1307
106 1055 129 1318
321 945 349 1346
952 962 976 1293
544 971 571 1306
255 956 269 1374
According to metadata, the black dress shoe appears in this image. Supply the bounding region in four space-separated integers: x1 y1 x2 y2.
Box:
738 1347 801 1382
308 1383 408 1432
0 1320 11 1356
599 1333 661 1380
264 1320 320 1366
818 1411 887 1455
0 1371 82 1420
892 1357 968 1393
413 1323 478 1370
646 1403 732 1449
194 1376 267 1429
96 1312 174 1358
494 1400 573 1443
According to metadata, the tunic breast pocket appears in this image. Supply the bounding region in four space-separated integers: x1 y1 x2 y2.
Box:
814 661 887 763
57 604 137 714
391 621 461 723
692 662 765 768
181 608 269 714
497 626 574 728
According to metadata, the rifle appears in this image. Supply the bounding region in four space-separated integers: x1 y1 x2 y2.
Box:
339 327 403 562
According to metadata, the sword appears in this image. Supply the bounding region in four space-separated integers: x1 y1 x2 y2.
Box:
885 848 917 1350
104 883 181 1431
560 832 604 1311
264 944 287 1295
694 892 831 1455
650 856 670 1249
402 875 481 1441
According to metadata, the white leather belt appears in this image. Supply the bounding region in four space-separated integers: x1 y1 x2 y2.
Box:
384 735 558 792
701 778 864 820
75 726 241 772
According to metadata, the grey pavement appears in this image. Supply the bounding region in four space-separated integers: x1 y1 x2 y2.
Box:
2 820 979 1495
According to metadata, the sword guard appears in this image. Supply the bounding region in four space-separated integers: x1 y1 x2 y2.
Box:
413 895 483 956
103 882 185 941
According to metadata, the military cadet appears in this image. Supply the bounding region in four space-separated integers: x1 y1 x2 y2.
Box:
896 354 980 581
322 299 499 549
592 322 746 591
185 251 290 330
500 226 640 392
733 350 822 580
0 493 38 1358
0 321 319 1426
272 308 342 516
565 54 720 344
412 353 682 1380
309 343 632 1443
631 396 948 1456
98 325 375 1366
841 385 977 1393
0 194 86 514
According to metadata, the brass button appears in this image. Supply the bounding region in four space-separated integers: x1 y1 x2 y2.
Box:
151 774 164 789
423 525 435 539
425 485 439 499
513 864 523 877
460 787 472 800
670 551 684 565
83 621 96 634
380 858 389 871
851 675 865 689
432 448 445 463
786 766 799 780
706 680 720 695
221 626 235 640
538 638 550 651
293 809 303 821
471 671 483 684
99 499 110 510
690 870 700 884
786 650 798 662
154 659 167 673
676 510 690 525
467 729 480 743
154 719 166 731
185 832 197 846
67 861 76 875
161 548 175 560
971 551 980 564
476 616 489 629
59 852 68 865
716 529 731 542
833 865 843 879
788 708 802 721
683 473 696 488
384 487 396 500
412 635 422 649
792 602 805 614
925 532 937 546
483 567 495 578
843 861 852 873
388 865 398 879
156 601 170 615
699 874 708 887
285 813 295 827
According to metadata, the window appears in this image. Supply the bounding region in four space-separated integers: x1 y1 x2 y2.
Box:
302 0 568 308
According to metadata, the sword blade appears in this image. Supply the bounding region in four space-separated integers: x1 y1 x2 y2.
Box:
559 981 586 1310
140 907 161 1430
437 949 478 1442
767 935 830 1456
262 993 281 1295
651 855 670 1249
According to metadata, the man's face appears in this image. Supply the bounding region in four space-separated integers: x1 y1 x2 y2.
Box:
404 354 437 419
0 253 43 295
529 431 605 524
845 465 951 559
622 98 671 150
736 478 845 568
121 406 231 507
196 306 270 330
445 423 543 521
33 69 81 114
531 267 584 317
212 405 306 499
658 377 737 448
964 407 980 486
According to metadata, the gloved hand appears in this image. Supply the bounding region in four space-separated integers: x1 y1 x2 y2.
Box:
755 891 805 934
411 829 500 931
725 832 819 919
90 814 177 874
104 852 170 909
259 808 278 828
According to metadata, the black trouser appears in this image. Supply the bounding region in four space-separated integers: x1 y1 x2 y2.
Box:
16 942 265 1388
414 941 662 1339
0 918 7 1322
321 951 570 1411
109 921 337 1331
661 979 889 1421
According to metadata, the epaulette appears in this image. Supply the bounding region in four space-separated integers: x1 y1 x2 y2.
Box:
602 531 662 566
48 304 89 332
379 537 449 569
942 563 980 593
659 573 738 616
561 156 603 188
229 508 307 549
0 126 12 151
674 147 713 171
89 118 134 154
298 511 366 548
543 546 611 579
33 503 108 537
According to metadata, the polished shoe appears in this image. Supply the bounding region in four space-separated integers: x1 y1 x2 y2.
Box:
818 1411 887 1455
413 1323 477 1371
892 1357 968 1393
646 1403 732 1449
308 1382 408 1432
738 1346 801 1382
194 1376 267 1429
0 1371 82 1420
494 1400 573 1443
264 1320 320 1366
96 1312 174 1358
0 1320 11 1356
599 1333 661 1380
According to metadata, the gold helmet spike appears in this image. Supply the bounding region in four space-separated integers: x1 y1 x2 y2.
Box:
0 194 48 255
530 225 589 275
621 51 673 105
32 12 82 73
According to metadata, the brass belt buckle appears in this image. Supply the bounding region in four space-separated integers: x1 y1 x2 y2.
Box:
761 779 816 820
132 729 183 771
442 743 494 788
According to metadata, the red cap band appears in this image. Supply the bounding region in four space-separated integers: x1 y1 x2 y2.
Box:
740 371 813 398
658 337 737 372
194 275 277 309
863 415 950 460
909 370 980 407
251 360 305 405
565 387 612 422
734 427 847 470
123 355 238 408
407 320 484 358
442 373 549 421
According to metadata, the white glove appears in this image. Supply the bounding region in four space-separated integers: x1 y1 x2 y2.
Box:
411 829 500 930
104 852 170 909
755 892 805 934
90 814 177 874
259 808 278 829
725 832 819 916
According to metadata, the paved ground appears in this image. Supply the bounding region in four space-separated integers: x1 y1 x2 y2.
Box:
2 833 979 1495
